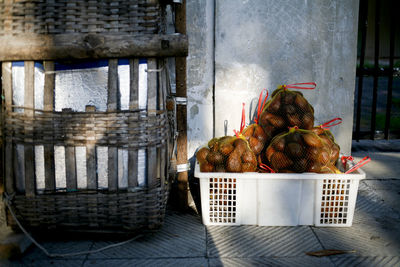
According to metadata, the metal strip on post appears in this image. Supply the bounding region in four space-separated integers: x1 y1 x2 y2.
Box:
175 0 189 210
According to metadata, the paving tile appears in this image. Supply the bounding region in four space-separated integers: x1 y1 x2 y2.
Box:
83 258 208 267
312 223 400 256
352 152 400 179
87 211 206 259
354 180 400 230
353 184 394 225
363 180 400 214
206 225 323 258
6 259 84 267
364 179 400 191
19 240 93 260
209 256 334 267
330 255 400 267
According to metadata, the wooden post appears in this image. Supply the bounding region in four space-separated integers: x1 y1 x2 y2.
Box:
85 107 97 227
175 0 189 210
24 61 35 197
159 60 167 186
43 61 56 192
128 59 139 188
107 59 119 191
2 62 14 194
63 108 77 191
147 58 158 187
86 105 97 190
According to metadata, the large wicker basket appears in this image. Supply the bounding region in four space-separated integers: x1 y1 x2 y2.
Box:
0 0 166 36
0 0 187 234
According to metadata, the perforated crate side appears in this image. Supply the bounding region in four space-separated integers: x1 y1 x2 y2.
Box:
314 177 360 227
199 177 240 226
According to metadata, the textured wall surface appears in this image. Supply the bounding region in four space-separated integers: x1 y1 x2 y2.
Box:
186 0 215 159
213 0 359 155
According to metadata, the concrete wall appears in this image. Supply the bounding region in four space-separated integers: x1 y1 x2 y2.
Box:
187 0 360 158
186 0 215 158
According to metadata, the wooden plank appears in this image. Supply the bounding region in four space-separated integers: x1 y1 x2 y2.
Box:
158 60 166 186
147 58 158 187
2 62 14 194
128 59 139 188
61 108 77 191
43 61 55 192
159 60 170 185
107 59 118 191
24 61 35 197
175 0 189 210
175 103 188 208
14 145 24 193
128 150 138 188
65 146 77 191
0 34 188 61
2 63 12 113
107 59 118 111
85 105 97 190
129 59 139 110
147 59 158 115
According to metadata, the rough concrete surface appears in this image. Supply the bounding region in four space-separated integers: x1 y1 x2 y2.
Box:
186 0 361 158
186 0 214 159
214 0 359 156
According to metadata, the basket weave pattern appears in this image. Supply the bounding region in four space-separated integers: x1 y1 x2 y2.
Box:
0 0 164 36
4 109 168 148
3 107 171 232
8 187 169 232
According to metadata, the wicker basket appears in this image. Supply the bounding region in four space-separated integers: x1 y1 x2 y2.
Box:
0 0 185 234
2 58 175 234
0 0 166 36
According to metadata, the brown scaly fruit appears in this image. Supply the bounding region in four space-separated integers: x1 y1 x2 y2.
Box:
226 151 242 172
206 151 224 165
196 147 210 163
200 162 214 172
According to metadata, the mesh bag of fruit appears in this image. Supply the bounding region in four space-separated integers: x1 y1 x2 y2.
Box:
196 105 257 173
196 135 258 173
265 126 332 173
311 118 342 165
319 164 342 174
242 90 270 157
259 83 316 145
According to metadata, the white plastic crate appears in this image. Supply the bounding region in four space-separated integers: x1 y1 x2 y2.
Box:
195 160 366 227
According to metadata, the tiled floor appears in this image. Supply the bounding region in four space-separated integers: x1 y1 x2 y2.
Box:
3 152 400 267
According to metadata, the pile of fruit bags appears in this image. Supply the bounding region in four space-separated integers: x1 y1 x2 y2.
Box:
197 83 345 174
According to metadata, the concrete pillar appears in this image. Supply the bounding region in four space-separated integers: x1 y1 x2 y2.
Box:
213 0 360 155
186 0 215 158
